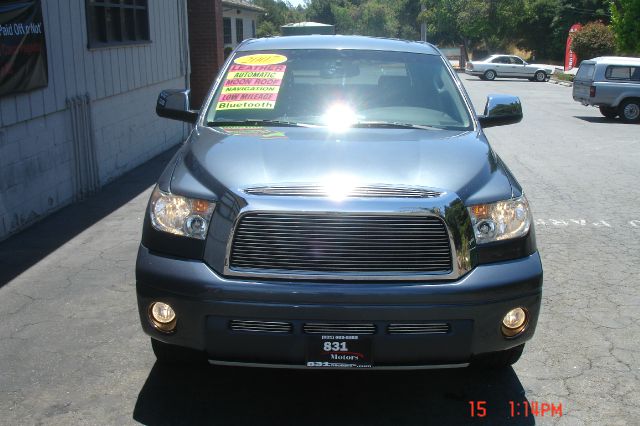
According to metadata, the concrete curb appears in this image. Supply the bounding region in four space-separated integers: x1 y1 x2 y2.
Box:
549 79 573 87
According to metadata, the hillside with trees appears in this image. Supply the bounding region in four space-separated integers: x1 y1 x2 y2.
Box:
253 0 637 61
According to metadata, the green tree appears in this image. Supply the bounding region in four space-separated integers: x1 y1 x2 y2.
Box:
419 0 524 53
393 0 421 40
518 0 561 59
305 0 420 40
610 0 640 54
547 0 611 60
304 0 339 25
305 0 418 38
418 0 461 45
571 21 616 60
256 20 279 37
355 1 399 37
253 0 304 36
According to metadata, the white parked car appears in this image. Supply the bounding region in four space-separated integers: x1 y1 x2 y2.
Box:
465 55 555 82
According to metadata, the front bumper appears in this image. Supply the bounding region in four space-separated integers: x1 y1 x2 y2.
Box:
136 246 543 368
465 69 483 77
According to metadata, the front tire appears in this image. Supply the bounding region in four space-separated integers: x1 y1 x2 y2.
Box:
534 71 546 82
599 106 618 119
471 344 525 369
619 99 640 123
484 70 496 81
151 338 206 365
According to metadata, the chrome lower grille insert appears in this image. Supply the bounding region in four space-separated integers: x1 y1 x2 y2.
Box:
387 323 450 334
229 213 453 277
304 323 377 335
228 320 451 336
229 320 293 334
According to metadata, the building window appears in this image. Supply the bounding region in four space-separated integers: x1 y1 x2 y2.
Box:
86 0 150 48
251 20 256 38
223 18 231 44
236 18 243 43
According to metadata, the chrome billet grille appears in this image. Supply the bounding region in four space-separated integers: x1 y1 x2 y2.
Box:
244 185 442 199
229 213 452 274
387 323 450 334
229 320 293 334
304 323 376 335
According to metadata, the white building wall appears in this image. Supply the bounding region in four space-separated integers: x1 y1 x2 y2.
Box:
0 0 189 241
243 15 257 40
223 8 261 49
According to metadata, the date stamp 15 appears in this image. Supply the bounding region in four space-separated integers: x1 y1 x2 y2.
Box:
469 400 563 418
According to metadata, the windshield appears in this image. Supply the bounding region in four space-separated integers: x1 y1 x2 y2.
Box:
205 49 473 131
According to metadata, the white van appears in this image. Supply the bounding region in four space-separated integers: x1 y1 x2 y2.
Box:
572 56 640 123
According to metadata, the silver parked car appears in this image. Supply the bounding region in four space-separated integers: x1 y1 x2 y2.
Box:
573 56 640 123
465 54 555 82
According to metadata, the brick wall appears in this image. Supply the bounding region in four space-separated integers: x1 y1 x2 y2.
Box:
187 0 224 109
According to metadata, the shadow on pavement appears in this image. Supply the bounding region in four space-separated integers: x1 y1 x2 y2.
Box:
574 116 627 124
134 363 534 425
464 78 532 83
0 146 178 288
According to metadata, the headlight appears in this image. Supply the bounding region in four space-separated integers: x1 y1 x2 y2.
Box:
149 187 215 239
467 195 531 244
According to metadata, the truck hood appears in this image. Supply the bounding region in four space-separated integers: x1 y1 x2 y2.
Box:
168 125 515 205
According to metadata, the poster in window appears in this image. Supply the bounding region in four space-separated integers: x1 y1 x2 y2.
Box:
0 0 48 97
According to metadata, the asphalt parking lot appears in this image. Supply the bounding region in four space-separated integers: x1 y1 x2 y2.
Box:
0 73 638 425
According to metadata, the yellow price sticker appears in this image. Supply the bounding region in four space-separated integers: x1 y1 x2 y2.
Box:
234 54 288 66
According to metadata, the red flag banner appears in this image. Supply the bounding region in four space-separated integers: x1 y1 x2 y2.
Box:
564 23 582 71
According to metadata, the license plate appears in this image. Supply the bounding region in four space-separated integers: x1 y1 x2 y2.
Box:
306 335 373 368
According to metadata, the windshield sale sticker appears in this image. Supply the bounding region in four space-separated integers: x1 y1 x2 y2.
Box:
221 85 280 94
234 54 288 65
216 62 287 110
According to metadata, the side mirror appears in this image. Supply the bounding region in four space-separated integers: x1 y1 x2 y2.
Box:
156 89 199 123
478 94 523 128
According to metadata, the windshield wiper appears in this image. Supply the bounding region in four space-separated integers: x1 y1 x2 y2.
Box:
207 119 316 128
353 121 443 130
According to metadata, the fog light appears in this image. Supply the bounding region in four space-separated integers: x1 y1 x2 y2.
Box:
148 302 177 333
501 307 528 338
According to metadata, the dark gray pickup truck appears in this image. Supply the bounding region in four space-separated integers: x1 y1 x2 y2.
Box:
136 35 543 370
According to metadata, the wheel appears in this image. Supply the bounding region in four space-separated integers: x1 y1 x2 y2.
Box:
618 99 640 123
470 344 525 369
599 106 618 119
483 70 496 81
151 338 206 365
534 71 546 82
